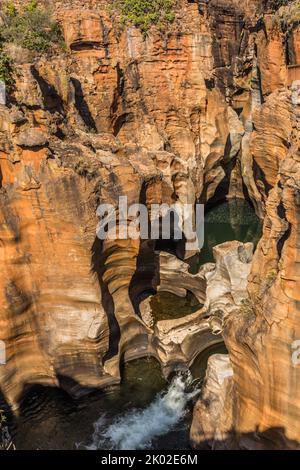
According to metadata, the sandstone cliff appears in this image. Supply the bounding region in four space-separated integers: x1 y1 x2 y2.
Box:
0 0 300 451
191 0 300 449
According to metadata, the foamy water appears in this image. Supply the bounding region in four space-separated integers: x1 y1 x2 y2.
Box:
86 372 199 450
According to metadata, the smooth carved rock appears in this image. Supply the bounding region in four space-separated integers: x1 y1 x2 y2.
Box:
192 83 300 449
208 241 253 308
190 354 234 449
158 252 210 304
152 241 252 371
1 4 299 446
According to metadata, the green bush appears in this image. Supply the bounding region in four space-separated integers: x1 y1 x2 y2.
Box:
0 51 14 89
2 0 17 17
112 0 176 34
0 1 64 52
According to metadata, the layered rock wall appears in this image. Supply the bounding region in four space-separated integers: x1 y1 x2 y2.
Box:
0 0 255 408
1 2 300 451
191 0 300 449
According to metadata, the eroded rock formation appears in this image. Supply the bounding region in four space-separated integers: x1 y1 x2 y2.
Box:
153 241 252 372
190 354 234 448
191 1 300 450
1 0 258 408
0 0 300 451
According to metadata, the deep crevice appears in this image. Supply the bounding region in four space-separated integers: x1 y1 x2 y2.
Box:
70 77 97 132
31 66 64 115
277 202 291 258
253 159 273 196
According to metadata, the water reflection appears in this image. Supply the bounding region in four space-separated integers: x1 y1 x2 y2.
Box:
189 199 262 273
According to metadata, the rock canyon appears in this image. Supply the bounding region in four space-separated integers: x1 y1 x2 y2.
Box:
0 0 300 450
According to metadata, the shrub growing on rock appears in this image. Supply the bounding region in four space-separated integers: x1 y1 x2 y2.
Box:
0 0 64 52
0 51 14 90
272 0 300 31
74 157 99 180
112 0 176 34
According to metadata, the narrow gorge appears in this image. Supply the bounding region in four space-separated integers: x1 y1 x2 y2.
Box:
0 0 299 451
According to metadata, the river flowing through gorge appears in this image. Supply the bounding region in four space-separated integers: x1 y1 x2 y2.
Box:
1 0 299 452
13 348 226 450
10 200 257 450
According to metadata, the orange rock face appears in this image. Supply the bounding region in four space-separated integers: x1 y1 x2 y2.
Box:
0 0 253 409
191 0 300 447
221 96 300 449
1 0 300 451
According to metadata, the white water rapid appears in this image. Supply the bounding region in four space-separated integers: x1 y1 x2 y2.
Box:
86 372 199 450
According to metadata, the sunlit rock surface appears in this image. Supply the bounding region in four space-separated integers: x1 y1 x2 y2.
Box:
190 354 234 449
0 1 300 451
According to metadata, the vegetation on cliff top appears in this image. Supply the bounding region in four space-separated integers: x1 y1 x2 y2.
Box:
0 0 64 52
112 0 176 34
272 0 300 30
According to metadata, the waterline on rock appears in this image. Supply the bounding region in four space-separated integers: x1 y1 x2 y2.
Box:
86 372 199 450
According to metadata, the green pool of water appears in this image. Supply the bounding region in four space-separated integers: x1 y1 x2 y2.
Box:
12 200 258 450
13 345 228 450
189 199 262 273
150 290 202 322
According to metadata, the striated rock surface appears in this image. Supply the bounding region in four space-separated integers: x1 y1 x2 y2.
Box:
217 94 300 449
1 1 300 451
191 0 300 449
190 354 234 449
2 0 252 407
